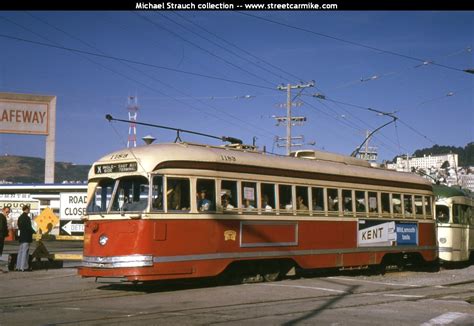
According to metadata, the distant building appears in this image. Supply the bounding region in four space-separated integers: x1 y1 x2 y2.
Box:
387 153 458 172
460 174 474 192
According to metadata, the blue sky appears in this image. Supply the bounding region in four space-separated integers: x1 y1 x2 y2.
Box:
0 11 472 165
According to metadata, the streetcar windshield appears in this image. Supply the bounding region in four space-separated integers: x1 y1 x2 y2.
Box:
435 205 450 223
86 178 115 214
110 176 149 213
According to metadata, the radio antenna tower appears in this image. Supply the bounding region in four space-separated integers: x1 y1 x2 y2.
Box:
127 96 139 148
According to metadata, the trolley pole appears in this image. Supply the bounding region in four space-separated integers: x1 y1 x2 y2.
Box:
277 81 314 155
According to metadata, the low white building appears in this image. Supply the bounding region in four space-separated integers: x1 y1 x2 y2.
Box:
460 174 474 192
387 153 458 172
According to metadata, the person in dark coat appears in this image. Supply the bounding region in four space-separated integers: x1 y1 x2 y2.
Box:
16 205 35 271
0 206 10 272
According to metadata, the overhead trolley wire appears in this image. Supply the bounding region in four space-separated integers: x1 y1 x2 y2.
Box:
0 33 276 91
7 13 276 140
237 12 471 75
134 12 276 87
172 12 299 83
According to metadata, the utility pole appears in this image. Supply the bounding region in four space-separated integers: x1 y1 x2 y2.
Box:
276 81 314 155
357 130 378 163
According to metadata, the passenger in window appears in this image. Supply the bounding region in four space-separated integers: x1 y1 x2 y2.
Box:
285 201 293 211
221 194 234 210
153 193 163 210
344 199 353 212
356 201 365 212
328 196 337 211
312 200 323 211
296 196 308 210
262 195 273 212
244 199 255 211
198 189 212 211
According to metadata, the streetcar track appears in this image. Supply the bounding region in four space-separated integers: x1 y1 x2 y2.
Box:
48 287 474 326
10 279 474 325
2 274 473 310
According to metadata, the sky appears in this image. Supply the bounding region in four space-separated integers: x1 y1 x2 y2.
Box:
0 11 472 165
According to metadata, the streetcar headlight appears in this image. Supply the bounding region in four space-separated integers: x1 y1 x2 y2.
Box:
99 234 109 246
439 237 446 244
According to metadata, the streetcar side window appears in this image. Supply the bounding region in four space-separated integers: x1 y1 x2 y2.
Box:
435 205 450 223
197 179 216 212
279 184 293 213
151 175 164 211
414 195 423 216
327 188 339 213
86 178 114 213
221 180 237 212
425 196 432 217
467 206 474 226
368 192 378 215
392 194 402 215
342 189 353 215
111 176 149 212
261 183 276 213
167 178 190 212
296 186 309 213
242 182 257 212
312 187 324 213
403 194 413 217
381 193 390 214
355 190 366 214
453 204 468 225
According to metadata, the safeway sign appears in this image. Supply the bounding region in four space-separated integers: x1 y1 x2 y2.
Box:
0 100 49 135
60 192 87 220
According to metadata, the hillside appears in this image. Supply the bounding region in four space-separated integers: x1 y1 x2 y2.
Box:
413 142 474 167
0 155 90 183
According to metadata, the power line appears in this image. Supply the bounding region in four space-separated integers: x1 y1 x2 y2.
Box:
309 93 439 145
328 46 473 92
160 12 285 84
306 93 408 155
237 12 471 75
134 12 276 87
0 32 275 91
19 12 277 140
164 13 419 155
172 12 301 82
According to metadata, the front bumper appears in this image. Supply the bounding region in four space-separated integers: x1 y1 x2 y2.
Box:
82 254 153 268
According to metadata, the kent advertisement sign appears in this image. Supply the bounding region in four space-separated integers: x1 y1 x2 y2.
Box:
358 220 418 247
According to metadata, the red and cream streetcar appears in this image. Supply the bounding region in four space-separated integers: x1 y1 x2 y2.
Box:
79 141 437 282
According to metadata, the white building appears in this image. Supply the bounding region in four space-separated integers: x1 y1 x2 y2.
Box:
460 174 474 192
387 153 459 172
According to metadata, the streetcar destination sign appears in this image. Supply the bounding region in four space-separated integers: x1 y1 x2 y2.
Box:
95 162 138 174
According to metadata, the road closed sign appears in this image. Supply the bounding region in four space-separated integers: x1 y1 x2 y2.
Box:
60 192 87 220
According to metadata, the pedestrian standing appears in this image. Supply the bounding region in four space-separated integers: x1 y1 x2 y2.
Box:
16 205 35 272
0 206 10 272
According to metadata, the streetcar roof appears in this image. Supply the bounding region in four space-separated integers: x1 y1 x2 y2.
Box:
89 142 432 188
433 184 474 199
